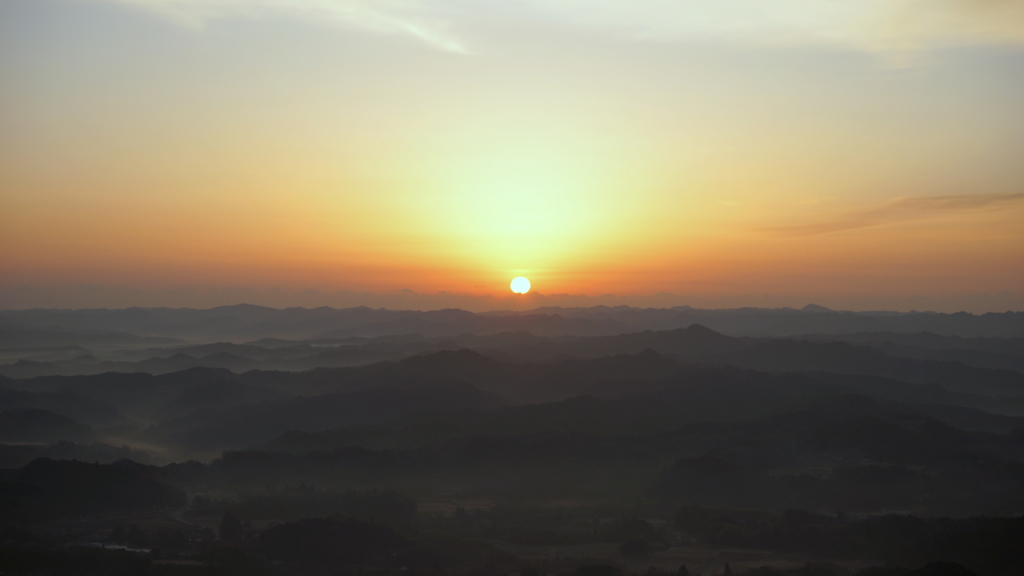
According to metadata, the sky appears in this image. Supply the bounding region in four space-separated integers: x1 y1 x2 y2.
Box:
1 0 1023 312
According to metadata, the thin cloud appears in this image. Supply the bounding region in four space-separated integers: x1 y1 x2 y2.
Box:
105 0 469 53
764 192 1024 237
96 0 1024 56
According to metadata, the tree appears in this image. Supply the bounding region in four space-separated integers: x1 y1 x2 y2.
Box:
575 565 622 576
220 511 243 541
260 517 410 566
620 538 651 559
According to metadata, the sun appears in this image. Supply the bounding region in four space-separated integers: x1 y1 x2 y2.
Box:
510 277 531 294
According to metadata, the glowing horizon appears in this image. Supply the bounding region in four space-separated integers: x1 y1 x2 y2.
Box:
1 0 1023 312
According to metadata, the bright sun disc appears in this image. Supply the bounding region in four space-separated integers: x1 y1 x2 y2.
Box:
510 277 531 294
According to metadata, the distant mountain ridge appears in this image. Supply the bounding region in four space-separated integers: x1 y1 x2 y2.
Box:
3 304 1022 344
5 324 1024 399
5 333 1024 457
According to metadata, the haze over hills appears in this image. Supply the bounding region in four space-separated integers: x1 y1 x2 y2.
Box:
4 306 1024 457
3 305 1024 575
4 304 1023 344
3 304 1023 378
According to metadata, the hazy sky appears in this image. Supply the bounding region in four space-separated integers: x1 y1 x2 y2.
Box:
2 0 1023 311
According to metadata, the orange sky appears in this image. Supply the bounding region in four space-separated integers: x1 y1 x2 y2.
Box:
1 0 1023 311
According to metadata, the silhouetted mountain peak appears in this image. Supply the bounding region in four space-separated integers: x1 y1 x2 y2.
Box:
637 348 663 360
397 377 506 407
679 323 728 338
397 348 501 374
199 351 250 363
0 408 94 442
669 455 741 475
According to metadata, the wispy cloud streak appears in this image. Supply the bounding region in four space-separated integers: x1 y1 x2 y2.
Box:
105 0 470 52
97 0 1024 56
764 192 1024 237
